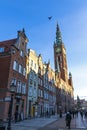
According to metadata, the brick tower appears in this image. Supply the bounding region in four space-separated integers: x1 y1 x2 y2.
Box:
54 23 68 82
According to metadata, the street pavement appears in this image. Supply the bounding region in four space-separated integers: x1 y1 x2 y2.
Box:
6 115 58 130
37 113 87 130
4 113 87 130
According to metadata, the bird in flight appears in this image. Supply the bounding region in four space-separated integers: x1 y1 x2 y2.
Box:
48 16 52 20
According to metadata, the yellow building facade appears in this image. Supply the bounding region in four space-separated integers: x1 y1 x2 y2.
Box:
27 49 38 117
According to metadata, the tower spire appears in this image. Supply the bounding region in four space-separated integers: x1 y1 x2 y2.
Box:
56 23 62 44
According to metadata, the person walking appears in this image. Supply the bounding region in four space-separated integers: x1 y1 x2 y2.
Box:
80 110 83 119
14 111 18 123
65 112 72 129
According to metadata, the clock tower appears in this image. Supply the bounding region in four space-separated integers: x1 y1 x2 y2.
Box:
54 23 68 81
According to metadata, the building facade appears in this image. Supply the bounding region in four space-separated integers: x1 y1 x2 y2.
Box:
27 49 38 117
54 24 74 113
47 62 56 115
0 24 74 120
0 29 28 120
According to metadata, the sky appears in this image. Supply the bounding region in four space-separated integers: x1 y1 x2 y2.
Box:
0 0 87 100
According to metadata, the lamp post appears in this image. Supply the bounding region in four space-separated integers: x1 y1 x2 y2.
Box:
7 84 16 130
31 98 33 117
65 95 67 113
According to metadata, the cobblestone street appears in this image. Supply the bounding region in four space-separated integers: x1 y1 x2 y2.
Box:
3 113 87 130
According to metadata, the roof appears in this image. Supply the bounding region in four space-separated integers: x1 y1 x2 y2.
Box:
0 38 17 47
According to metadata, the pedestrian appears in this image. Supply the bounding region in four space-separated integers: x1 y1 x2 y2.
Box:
19 112 21 121
72 110 75 118
15 111 18 123
52 110 54 115
46 110 48 117
65 112 72 129
85 111 87 118
80 110 83 118
59 110 62 118
47 110 48 115
21 111 24 120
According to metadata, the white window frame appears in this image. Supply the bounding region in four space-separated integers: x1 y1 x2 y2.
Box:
29 86 32 96
23 68 26 76
20 50 24 57
13 60 18 71
17 81 22 93
19 64 23 74
0 47 4 52
22 83 26 94
11 78 17 86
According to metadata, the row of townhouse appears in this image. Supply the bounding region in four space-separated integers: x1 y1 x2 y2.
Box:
27 50 57 117
0 24 74 121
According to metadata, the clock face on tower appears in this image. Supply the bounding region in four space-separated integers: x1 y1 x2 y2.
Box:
56 48 61 53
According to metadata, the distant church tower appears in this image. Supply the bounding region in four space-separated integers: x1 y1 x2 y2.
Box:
54 23 68 81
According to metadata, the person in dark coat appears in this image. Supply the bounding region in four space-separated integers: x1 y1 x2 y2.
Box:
15 111 18 123
65 112 72 129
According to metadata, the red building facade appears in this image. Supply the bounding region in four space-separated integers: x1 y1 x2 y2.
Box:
0 29 28 121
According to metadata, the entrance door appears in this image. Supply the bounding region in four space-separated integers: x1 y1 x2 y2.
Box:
33 106 35 117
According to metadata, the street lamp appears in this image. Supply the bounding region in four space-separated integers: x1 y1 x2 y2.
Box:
65 95 67 113
7 84 16 130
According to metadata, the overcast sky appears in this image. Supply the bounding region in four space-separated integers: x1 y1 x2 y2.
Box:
0 0 87 100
